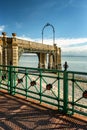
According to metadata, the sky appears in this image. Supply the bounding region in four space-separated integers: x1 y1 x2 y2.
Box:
0 0 87 55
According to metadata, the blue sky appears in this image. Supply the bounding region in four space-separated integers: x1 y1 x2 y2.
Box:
0 0 87 55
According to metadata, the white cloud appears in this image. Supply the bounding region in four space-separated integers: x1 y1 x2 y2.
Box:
0 25 5 32
17 35 34 41
55 38 87 47
55 38 87 53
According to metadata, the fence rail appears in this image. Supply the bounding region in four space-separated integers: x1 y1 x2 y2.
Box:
0 65 87 116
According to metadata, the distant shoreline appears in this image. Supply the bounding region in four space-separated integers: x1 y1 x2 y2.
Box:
22 53 87 57
62 55 87 57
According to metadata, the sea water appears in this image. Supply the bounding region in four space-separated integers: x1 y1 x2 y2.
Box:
19 54 87 72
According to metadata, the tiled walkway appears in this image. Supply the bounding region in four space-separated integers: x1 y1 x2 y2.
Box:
0 92 87 130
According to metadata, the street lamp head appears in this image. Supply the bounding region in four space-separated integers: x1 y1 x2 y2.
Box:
46 23 50 26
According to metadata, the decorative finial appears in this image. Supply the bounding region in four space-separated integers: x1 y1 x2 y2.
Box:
2 32 6 37
63 61 68 71
12 33 16 37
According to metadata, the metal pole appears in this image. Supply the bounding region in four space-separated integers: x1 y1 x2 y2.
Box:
63 61 68 114
42 31 43 44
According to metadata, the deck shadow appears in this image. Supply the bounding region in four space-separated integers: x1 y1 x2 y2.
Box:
0 92 87 130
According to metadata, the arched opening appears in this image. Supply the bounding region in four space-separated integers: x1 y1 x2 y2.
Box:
19 53 38 68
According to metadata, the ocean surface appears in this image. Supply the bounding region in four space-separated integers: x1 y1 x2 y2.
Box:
19 54 87 72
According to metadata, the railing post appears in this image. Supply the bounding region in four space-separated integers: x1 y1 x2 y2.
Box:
40 70 42 103
63 62 68 114
9 61 13 95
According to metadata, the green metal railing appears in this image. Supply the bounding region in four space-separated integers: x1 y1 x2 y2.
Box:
67 71 87 116
0 65 87 116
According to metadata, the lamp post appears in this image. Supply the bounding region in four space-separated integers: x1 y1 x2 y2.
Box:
42 23 55 45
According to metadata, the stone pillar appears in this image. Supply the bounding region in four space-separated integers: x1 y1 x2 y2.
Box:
38 53 46 69
11 33 18 66
48 53 53 69
53 44 61 69
7 39 12 65
2 32 7 65
56 48 61 70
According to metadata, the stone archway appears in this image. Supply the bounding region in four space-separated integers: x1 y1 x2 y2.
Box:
1 32 61 69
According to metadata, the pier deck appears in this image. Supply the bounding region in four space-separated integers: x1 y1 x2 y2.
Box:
0 91 87 130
